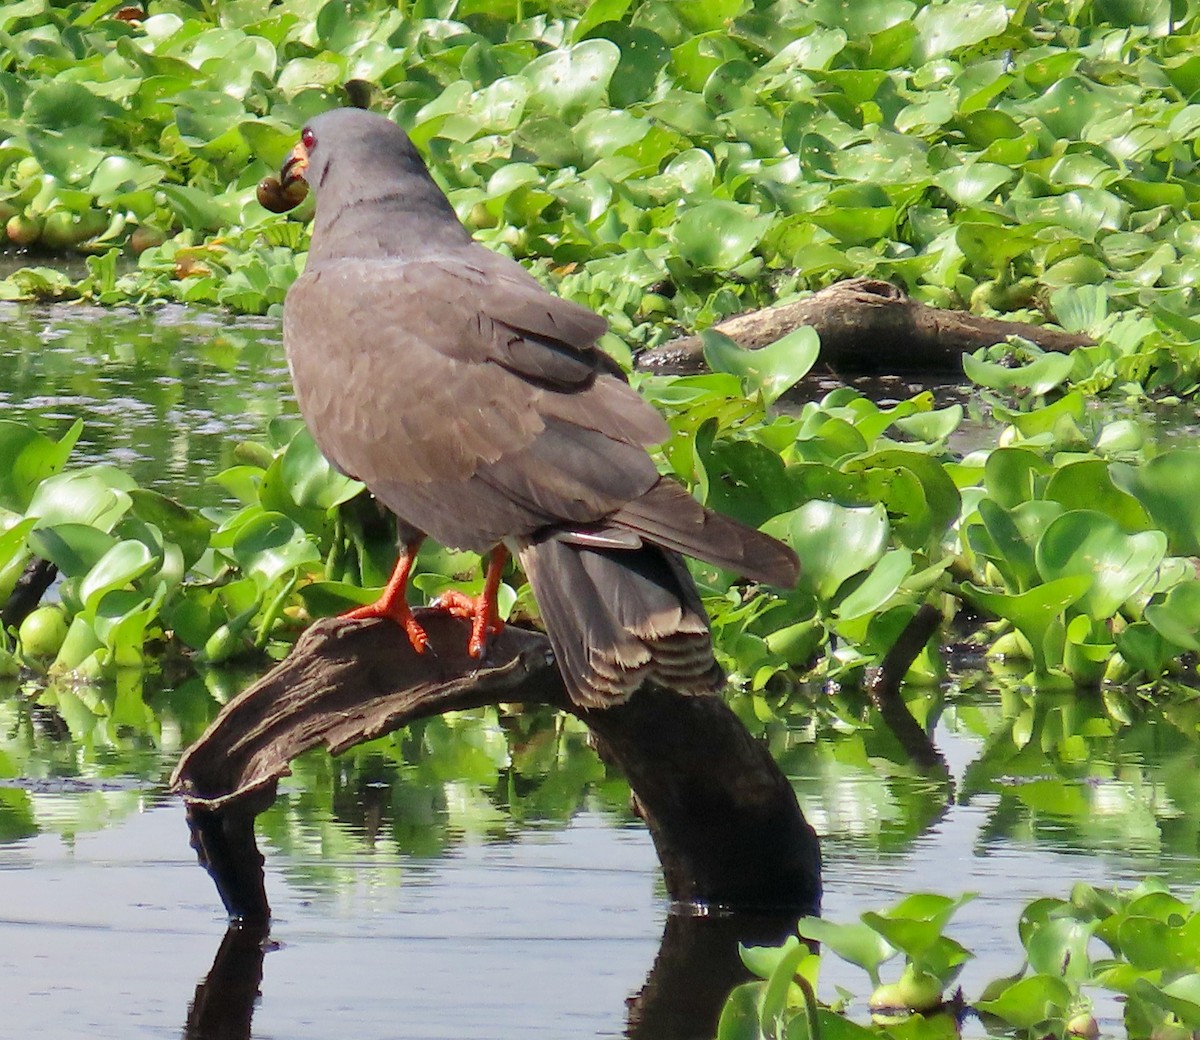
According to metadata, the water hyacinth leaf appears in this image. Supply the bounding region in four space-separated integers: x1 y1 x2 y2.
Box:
1050 284 1110 336
983 447 1052 508
752 935 813 1026
935 162 1013 206
523 40 620 123
1034 511 1166 620
79 540 158 614
231 511 321 588
701 326 819 407
27 467 135 532
976 974 1073 1028
892 404 963 444
128 489 211 569
961 576 1090 674
1111 451 1200 555
913 0 1009 61
673 200 773 270
963 351 1075 398
714 982 758 1040
573 0 634 41
0 418 82 512
27 524 117 579
1118 916 1178 971
280 429 364 511
766 501 889 603
1044 459 1149 530
835 549 913 620
850 449 961 545
975 497 1038 592
806 0 916 35
880 892 975 936
1115 621 1174 676
1025 916 1096 982
1144 580 1200 652
1134 975 1200 1028
798 917 896 984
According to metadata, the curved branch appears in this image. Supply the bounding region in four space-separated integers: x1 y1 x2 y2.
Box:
636 278 1093 375
171 611 821 922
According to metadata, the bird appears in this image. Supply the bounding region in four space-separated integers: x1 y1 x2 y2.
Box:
278 107 799 708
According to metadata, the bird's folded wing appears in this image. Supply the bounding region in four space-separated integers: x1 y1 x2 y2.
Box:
284 256 666 491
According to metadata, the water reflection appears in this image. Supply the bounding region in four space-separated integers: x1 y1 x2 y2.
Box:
3 661 1200 1037
0 303 293 506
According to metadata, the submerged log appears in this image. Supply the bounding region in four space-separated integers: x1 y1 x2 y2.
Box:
636 277 1094 375
171 610 822 923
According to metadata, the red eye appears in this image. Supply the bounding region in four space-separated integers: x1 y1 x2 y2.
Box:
301 127 316 151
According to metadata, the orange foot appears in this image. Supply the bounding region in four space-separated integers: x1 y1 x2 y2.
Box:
340 536 428 654
343 596 429 654
431 589 504 657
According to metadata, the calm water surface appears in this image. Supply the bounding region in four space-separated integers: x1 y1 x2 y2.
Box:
1 304 1198 1038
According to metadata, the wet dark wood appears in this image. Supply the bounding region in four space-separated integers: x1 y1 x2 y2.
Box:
171 611 821 922
1 556 57 632
636 277 1094 375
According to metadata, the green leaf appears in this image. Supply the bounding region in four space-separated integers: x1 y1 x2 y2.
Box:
702 326 819 407
914 1 1010 61
766 501 890 603
963 351 1075 398
1144 580 1200 652
798 916 895 984
27 524 117 579
230 511 321 588
523 40 621 123
961 576 1091 675
280 429 363 511
1034 511 1166 620
0 419 82 512
79 540 157 614
672 200 772 270
976 974 1073 1028
27 467 135 532
1111 451 1200 555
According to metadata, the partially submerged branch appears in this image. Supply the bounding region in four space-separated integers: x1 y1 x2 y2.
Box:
867 603 946 773
1 557 57 632
637 278 1094 375
172 611 821 921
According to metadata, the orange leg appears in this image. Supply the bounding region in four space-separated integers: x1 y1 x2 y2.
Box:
433 546 508 657
342 536 429 654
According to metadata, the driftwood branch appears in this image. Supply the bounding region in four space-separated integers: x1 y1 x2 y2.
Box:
1 557 57 632
636 277 1094 375
171 611 821 923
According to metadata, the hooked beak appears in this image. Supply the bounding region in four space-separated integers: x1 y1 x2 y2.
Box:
280 141 309 189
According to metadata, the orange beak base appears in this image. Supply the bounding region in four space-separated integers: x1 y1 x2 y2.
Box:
280 141 309 188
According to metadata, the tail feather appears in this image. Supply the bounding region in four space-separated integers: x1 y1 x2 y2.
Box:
518 533 722 708
606 480 799 588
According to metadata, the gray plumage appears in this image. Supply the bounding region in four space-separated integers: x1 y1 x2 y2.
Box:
282 108 799 707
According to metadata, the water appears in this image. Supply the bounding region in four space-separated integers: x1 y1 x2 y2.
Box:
2 304 1199 1037
0 302 294 506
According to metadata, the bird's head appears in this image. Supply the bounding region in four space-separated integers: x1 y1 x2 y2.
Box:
280 107 468 258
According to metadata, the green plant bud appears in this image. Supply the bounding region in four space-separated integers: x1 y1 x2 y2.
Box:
869 967 943 1013
18 605 69 660
6 211 42 246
